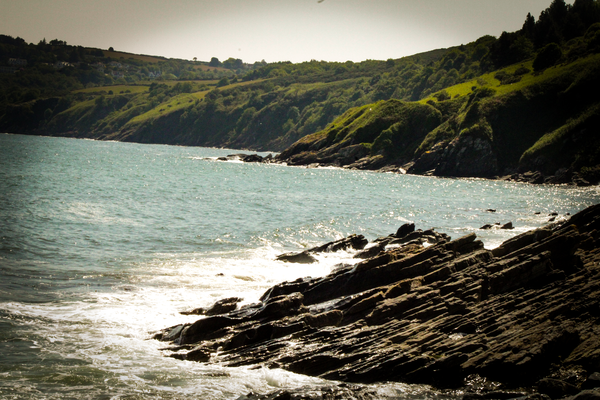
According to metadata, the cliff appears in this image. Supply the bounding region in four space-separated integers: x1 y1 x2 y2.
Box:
276 54 600 186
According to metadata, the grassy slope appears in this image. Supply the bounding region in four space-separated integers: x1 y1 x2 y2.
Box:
278 99 442 166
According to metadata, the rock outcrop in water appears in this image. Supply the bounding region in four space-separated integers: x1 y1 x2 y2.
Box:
156 204 600 399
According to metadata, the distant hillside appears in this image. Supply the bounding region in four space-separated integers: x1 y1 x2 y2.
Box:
1 0 600 184
101 49 167 63
277 52 600 185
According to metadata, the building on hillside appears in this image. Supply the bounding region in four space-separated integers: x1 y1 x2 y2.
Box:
8 58 27 67
91 62 105 72
53 61 73 70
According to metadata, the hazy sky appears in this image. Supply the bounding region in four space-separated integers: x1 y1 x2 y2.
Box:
1 0 570 64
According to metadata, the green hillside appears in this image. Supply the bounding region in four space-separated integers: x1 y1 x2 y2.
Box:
279 49 600 184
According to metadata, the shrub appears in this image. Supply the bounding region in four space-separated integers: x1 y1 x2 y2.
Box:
533 43 563 72
514 66 531 76
216 77 230 87
585 22 600 40
495 70 522 85
473 87 496 99
434 90 451 101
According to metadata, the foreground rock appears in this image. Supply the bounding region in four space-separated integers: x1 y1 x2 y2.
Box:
155 204 600 398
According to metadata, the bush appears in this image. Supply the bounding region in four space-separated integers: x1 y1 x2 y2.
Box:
514 66 531 76
533 43 563 72
495 70 522 85
216 77 230 87
473 87 496 99
585 22 600 40
434 90 451 101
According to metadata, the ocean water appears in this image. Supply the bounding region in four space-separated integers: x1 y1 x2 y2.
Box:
1 133 599 399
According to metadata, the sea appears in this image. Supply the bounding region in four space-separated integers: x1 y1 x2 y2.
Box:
1 133 599 399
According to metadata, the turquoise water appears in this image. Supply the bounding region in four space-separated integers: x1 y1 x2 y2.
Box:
1 133 599 399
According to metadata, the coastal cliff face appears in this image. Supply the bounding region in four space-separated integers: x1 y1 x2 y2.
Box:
275 55 600 186
155 204 600 399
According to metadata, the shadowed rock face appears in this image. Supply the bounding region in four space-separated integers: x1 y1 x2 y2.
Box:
155 204 600 396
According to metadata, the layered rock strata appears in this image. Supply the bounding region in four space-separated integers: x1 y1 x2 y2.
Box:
155 204 600 398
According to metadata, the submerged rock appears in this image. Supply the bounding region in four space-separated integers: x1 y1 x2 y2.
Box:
180 297 243 316
156 204 600 398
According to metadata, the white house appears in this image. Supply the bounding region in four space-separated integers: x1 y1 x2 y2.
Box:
8 58 27 67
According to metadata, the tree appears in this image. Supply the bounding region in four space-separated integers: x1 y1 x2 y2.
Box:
522 12 536 39
573 0 600 28
472 43 489 61
108 47 114 51
222 57 243 69
216 77 230 87
193 57 197 62
510 36 534 61
548 0 569 25
209 57 221 67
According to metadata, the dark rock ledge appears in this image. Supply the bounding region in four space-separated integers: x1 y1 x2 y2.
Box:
154 205 600 400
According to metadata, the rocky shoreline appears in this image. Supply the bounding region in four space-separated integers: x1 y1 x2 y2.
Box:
155 204 600 400
212 153 598 187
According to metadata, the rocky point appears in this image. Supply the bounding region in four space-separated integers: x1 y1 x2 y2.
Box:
154 204 600 399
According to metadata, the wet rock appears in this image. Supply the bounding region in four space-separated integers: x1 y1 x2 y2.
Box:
205 297 243 316
170 347 211 362
179 307 205 315
220 153 273 163
276 234 368 263
276 251 318 264
538 377 579 398
181 297 243 316
353 242 386 259
309 234 368 253
241 154 264 163
479 222 513 230
480 223 500 230
396 223 415 238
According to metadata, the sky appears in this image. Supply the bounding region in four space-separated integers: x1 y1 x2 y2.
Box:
0 0 571 64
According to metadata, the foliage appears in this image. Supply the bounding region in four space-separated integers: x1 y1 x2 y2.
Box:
533 43 564 71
